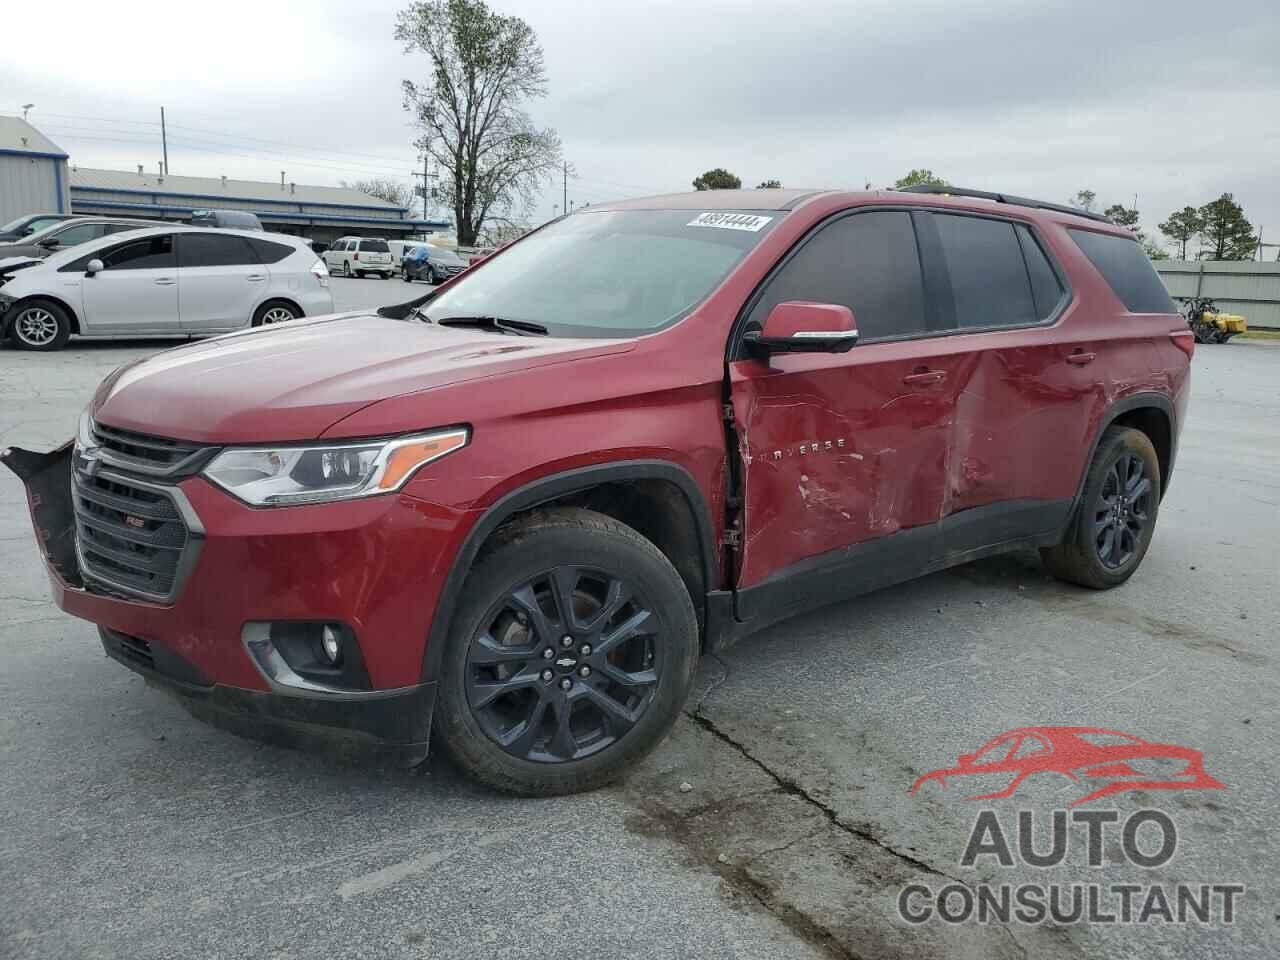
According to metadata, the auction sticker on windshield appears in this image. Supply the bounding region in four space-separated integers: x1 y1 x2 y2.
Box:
686 212 773 232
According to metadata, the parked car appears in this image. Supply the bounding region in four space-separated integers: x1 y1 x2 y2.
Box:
387 240 424 271
0 226 333 350
0 217 167 261
0 213 73 242
3 187 1190 797
189 209 263 231
323 237 394 278
403 244 467 284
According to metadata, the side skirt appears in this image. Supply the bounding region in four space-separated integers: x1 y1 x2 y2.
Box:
706 498 1070 651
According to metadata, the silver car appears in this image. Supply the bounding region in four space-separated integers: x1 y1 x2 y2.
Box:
0 227 335 351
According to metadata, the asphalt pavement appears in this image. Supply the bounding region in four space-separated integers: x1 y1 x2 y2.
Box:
1 284 1276 959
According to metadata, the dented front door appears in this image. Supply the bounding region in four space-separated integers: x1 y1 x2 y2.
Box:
728 341 962 589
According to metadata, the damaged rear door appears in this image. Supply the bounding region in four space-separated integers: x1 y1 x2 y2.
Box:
727 209 962 617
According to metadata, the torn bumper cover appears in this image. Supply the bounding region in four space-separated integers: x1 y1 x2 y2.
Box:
0 443 435 766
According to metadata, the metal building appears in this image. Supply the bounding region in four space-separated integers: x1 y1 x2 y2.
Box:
1156 260 1280 330
68 167 448 243
0 116 71 226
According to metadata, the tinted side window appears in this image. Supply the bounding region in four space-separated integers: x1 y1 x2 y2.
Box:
248 237 297 263
177 233 257 268
1069 229 1175 314
102 235 175 270
747 211 926 342
1016 226 1066 320
48 223 107 247
934 214 1036 329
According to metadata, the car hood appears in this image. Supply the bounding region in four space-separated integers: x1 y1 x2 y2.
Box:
93 313 635 443
0 255 43 276
0 243 43 260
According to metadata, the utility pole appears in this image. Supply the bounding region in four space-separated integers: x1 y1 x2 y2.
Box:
562 161 568 214
161 106 169 175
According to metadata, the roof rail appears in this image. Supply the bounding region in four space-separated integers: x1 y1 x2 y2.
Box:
897 184 1113 224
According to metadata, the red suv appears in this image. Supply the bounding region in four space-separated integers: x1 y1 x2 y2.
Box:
4 187 1192 795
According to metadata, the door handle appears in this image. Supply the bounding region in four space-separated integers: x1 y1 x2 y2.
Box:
154 278 176 286
246 274 266 282
1066 351 1096 365
902 369 947 385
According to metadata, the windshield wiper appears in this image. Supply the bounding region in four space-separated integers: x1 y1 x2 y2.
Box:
434 315 548 336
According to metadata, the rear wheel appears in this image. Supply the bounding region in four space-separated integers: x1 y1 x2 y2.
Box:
8 299 72 351
434 508 699 796
252 300 301 327
1041 427 1161 589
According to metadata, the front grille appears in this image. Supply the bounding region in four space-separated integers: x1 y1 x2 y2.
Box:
73 467 193 602
92 421 206 475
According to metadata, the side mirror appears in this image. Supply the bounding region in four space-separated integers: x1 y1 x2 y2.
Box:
742 301 858 357
85 259 104 277
39 237 60 249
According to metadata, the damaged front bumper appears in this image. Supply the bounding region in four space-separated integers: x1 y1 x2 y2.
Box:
1 442 435 766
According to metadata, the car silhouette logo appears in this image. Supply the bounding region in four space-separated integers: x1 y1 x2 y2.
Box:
910 726 1225 807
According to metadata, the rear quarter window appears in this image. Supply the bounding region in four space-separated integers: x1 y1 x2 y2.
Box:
1069 229 1175 314
248 237 298 263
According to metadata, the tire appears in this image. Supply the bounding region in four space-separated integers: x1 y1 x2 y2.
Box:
403 268 413 283
434 507 699 796
1041 426 1161 589
428 266 438 285
342 261 351 277
8 298 72 351
252 300 301 327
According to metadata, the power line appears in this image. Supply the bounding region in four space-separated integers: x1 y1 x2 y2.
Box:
42 126 419 179
37 112 422 170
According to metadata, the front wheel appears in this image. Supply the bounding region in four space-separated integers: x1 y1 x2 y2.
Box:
434 508 699 796
403 268 413 283
8 299 72 351
1041 427 1161 589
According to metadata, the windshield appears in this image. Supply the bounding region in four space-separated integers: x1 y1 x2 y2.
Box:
0 216 30 233
433 248 464 264
423 209 777 337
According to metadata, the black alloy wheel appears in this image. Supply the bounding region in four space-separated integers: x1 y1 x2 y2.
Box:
465 565 660 763
434 508 698 795
1040 426 1161 589
1093 453 1151 569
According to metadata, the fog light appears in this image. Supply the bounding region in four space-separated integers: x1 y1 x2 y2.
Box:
321 624 342 665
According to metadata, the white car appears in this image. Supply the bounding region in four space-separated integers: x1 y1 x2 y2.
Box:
322 237 394 279
0 226 334 351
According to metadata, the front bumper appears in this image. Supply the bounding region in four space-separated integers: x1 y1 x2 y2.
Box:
2 442 465 765
100 626 434 764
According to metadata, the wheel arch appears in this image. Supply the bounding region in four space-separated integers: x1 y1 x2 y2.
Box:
4 293 82 335
1068 393 1176 524
419 460 719 683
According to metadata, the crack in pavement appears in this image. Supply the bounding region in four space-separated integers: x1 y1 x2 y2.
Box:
686 705 1034 960
687 706 961 883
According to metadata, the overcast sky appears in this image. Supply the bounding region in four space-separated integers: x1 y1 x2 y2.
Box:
5 0 1278 251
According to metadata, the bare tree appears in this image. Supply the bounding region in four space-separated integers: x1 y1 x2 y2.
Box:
396 0 562 246
342 177 414 208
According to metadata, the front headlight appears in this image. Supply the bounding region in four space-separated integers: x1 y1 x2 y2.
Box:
202 428 468 507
